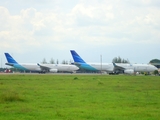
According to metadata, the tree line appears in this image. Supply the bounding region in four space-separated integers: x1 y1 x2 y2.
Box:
41 56 130 64
41 58 73 64
112 56 130 63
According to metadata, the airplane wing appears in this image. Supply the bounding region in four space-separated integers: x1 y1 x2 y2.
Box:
113 63 125 71
37 63 50 72
37 63 58 73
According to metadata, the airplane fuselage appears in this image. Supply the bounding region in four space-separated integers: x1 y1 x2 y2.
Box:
117 63 157 72
40 64 79 72
6 63 79 73
77 62 157 73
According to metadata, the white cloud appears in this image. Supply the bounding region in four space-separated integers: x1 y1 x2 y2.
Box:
0 0 160 65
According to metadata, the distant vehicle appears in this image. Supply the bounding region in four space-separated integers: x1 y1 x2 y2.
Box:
4 69 12 73
70 50 158 74
4 53 79 73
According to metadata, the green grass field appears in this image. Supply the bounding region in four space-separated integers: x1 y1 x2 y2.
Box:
0 74 160 120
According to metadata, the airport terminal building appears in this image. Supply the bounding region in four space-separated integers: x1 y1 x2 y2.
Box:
149 59 160 68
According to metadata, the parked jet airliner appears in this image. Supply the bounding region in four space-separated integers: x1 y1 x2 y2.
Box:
5 53 79 73
70 50 158 74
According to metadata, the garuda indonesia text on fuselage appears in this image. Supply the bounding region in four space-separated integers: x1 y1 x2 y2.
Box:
4 53 79 73
70 50 157 74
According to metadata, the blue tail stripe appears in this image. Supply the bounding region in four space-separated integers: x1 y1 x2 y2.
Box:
13 64 28 70
5 53 30 71
70 50 98 71
4 53 18 63
70 50 86 63
80 63 98 71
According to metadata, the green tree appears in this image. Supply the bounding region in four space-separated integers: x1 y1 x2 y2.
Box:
153 70 159 75
69 60 73 64
112 57 129 63
42 58 47 64
62 60 68 64
62 60 66 64
56 59 59 64
50 58 54 64
65 60 68 64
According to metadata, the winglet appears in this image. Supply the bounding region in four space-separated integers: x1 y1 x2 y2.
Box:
70 50 86 63
4 53 18 63
113 62 125 70
112 62 116 67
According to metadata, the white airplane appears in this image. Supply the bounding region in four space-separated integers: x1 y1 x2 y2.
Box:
4 53 79 73
112 62 158 74
70 50 158 74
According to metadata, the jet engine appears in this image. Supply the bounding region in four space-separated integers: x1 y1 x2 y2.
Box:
49 69 58 73
124 69 134 74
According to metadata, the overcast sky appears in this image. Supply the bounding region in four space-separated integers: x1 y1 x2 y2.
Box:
0 0 160 67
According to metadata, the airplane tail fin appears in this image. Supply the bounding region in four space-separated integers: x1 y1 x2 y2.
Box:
70 50 86 63
4 53 18 63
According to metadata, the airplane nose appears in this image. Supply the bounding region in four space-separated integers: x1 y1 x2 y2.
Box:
153 66 158 71
75 66 79 70
155 67 158 70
